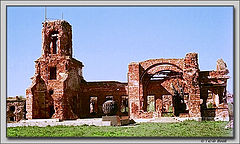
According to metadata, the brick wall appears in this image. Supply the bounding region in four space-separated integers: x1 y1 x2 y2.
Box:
25 20 230 121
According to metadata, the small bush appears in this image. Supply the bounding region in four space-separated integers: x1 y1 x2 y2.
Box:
207 103 214 108
162 113 174 117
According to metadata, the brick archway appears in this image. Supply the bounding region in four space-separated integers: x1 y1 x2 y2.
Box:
140 62 183 82
128 53 201 119
139 62 186 115
141 68 187 117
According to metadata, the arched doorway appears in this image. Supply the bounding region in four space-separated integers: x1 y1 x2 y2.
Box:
33 78 47 118
140 64 189 117
32 77 56 119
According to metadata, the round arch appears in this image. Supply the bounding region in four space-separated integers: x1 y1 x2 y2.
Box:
140 62 183 81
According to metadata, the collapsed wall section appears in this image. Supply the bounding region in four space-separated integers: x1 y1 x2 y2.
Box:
199 59 230 121
7 97 26 122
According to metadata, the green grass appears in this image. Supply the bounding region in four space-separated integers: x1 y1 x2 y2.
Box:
7 120 232 137
162 112 174 117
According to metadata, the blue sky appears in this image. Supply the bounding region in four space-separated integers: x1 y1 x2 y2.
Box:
7 6 233 97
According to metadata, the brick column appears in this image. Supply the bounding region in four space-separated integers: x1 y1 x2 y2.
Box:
26 88 33 119
128 62 141 119
183 53 201 119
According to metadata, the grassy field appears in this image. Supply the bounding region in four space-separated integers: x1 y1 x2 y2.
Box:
7 120 233 137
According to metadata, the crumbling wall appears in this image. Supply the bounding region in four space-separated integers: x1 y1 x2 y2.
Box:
216 59 228 72
199 58 229 121
81 81 128 118
7 97 26 122
215 104 229 121
26 19 230 122
63 67 83 119
128 54 199 119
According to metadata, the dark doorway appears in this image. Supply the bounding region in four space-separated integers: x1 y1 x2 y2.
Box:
49 90 55 118
49 105 55 118
121 96 128 113
90 97 98 114
10 116 15 121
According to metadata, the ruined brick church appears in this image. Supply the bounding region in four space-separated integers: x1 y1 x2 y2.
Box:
26 20 230 121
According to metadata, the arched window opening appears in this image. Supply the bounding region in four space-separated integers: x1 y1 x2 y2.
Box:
121 96 128 113
162 95 173 113
49 90 55 118
51 31 59 54
147 95 155 112
90 97 98 114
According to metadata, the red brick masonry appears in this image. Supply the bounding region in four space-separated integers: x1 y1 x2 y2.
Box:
25 20 230 121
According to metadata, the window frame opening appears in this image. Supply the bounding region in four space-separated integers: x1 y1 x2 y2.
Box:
9 116 15 121
10 106 15 112
121 96 129 113
147 95 155 112
90 96 98 114
49 90 54 96
49 67 57 80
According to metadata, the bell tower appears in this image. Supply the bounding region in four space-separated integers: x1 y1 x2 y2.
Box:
42 20 72 57
26 20 84 120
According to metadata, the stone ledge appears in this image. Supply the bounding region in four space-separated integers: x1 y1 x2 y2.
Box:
173 117 202 122
7 118 112 127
